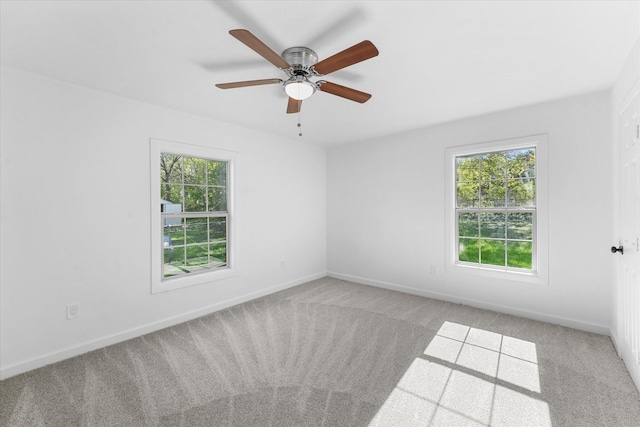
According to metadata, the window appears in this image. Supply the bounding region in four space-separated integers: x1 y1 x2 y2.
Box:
445 135 548 283
150 139 236 293
160 154 228 278
456 148 535 269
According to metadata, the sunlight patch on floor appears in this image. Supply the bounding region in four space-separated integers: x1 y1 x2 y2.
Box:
369 322 551 426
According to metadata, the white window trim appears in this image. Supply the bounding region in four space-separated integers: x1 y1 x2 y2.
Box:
444 134 549 285
150 138 237 294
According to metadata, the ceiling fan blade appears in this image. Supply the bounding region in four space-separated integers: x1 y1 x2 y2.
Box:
229 29 291 70
317 81 372 103
287 97 302 114
215 78 282 89
313 40 378 76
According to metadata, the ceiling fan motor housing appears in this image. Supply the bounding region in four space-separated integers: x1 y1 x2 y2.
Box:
282 47 318 75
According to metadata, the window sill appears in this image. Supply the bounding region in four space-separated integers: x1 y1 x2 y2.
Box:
447 262 548 286
152 268 238 294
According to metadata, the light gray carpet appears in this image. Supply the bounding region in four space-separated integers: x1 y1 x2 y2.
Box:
1 277 639 426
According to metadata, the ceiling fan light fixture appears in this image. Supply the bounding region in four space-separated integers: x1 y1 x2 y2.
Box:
284 76 316 100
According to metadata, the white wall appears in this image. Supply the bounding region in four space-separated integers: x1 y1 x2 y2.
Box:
328 90 613 332
0 66 327 379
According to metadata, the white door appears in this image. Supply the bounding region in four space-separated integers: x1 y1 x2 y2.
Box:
617 87 640 391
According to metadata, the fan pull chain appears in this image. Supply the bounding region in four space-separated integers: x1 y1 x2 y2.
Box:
297 110 302 137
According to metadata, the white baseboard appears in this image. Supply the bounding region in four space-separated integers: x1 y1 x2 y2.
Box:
327 271 611 336
0 272 326 380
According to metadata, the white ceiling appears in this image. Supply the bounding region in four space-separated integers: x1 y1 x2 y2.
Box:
1 0 639 146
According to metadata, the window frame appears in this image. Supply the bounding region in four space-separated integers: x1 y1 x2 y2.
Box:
445 135 548 285
150 138 237 294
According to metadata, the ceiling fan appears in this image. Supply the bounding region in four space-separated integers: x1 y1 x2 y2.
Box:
215 29 379 114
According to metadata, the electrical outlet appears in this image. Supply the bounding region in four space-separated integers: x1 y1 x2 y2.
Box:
66 304 79 320
429 265 437 275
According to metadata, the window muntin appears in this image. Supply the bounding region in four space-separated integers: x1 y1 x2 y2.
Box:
455 148 536 271
160 153 229 279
